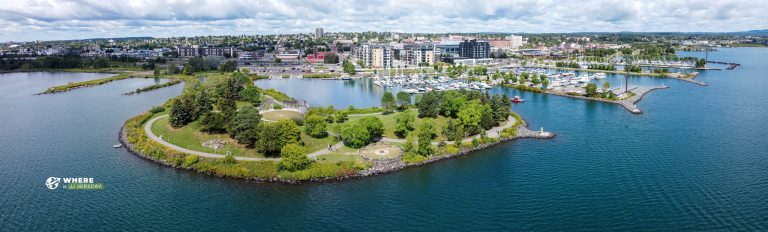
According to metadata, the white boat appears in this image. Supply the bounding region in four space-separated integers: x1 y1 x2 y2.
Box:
403 88 418 94
594 72 606 79
113 144 122 148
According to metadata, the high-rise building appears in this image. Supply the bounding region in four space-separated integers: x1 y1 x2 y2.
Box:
459 39 490 59
508 35 524 50
315 28 324 38
403 43 440 66
358 44 392 68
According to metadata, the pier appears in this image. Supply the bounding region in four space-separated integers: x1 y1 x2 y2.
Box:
618 86 670 114
707 61 741 70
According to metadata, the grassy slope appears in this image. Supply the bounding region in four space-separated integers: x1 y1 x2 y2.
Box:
346 112 451 141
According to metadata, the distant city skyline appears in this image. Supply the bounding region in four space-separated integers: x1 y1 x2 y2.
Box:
1 0 767 42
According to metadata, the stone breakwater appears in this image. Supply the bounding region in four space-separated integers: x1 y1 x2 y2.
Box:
357 120 555 178
536 86 669 114
121 117 554 184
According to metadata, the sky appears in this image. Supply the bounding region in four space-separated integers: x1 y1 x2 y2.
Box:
1 0 766 42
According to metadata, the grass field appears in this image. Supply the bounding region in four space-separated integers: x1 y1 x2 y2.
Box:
150 114 336 158
346 112 451 141
150 116 266 158
262 110 300 121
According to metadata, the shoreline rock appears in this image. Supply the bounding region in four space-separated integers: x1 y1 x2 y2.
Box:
119 119 555 185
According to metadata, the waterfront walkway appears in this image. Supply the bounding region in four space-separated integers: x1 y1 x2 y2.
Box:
144 115 279 161
618 86 670 114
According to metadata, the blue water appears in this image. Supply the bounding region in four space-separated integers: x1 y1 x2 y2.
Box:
1 48 766 231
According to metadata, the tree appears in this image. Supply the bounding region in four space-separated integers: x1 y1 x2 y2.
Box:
342 59 356 74
396 92 411 110
394 111 416 138
230 106 262 146
323 53 340 64
341 122 369 148
256 120 301 154
479 105 496 130
381 92 397 113
442 119 465 142
218 60 237 72
457 100 484 135
416 91 440 118
200 112 227 133
419 118 437 140
169 96 196 128
585 83 598 97
304 115 328 138
417 119 436 156
277 143 313 171
239 87 261 106
602 81 611 91
359 116 384 142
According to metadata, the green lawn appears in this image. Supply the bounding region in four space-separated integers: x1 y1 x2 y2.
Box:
346 112 451 141
149 114 337 158
150 116 266 158
262 110 300 121
316 153 361 163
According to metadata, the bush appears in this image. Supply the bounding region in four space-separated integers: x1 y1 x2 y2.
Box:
183 155 200 166
304 115 328 138
402 154 428 164
291 116 305 126
277 143 313 171
223 155 237 165
148 106 165 114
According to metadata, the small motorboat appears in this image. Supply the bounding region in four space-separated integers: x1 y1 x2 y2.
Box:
511 96 524 103
113 144 123 148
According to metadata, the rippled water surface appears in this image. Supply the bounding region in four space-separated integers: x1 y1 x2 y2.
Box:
1 48 767 230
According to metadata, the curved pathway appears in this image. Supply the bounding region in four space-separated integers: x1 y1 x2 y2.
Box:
144 115 279 161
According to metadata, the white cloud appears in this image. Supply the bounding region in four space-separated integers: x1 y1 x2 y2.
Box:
0 0 766 41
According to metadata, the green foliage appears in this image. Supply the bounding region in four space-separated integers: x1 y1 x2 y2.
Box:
396 92 411 110
359 116 384 141
624 65 642 73
585 83 598 97
183 155 200 167
277 143 313 171
394 111 416 138
304 115 328 138
256 120 301 155
416 91 441 118
230 106 262 146
381 92 397 113
199 112 228 133
239 87 261 106
442 119 465 142
223 155 237 165
169 96 197 128
342 59 356 74
457 99 484 135
341 121 370 148
218 60 238 72
148 106 166 114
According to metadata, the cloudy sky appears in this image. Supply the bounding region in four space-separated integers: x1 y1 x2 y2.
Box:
1 0 766 42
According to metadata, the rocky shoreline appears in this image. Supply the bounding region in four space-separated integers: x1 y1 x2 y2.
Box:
119 118 555 184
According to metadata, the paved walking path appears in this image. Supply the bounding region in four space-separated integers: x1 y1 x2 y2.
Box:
144 115 279 161
306 142 345 160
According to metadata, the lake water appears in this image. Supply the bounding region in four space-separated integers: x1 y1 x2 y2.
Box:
1 48 766 230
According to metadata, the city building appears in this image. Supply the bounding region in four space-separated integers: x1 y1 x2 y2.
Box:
459 39 490 59
436 41 460 57
402 43 440 66
177 45 234 58
357 44 392 68
307 51 334 63
315 28 324 38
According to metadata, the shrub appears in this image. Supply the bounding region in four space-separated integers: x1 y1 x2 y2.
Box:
184 155 200 166
223 155 237 165
149 106 166 114
277 143 313 171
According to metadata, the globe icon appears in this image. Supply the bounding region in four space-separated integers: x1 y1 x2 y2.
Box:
45 177 60 190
